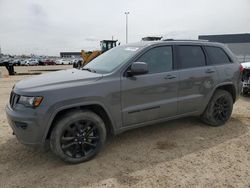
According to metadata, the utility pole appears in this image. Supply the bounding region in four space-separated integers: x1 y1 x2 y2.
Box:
125 12 129 44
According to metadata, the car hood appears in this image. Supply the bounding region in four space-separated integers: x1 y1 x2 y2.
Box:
15 68 103 92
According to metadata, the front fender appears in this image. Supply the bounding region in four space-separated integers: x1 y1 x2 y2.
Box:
42 99 115 143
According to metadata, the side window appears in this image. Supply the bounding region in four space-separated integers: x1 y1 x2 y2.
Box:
136 46 173 73
178 46 206 69
205 46 231 65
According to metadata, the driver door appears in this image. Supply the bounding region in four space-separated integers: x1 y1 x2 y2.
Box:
121 46 179 126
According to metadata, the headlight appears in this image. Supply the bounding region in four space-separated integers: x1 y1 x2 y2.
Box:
18 96 43 107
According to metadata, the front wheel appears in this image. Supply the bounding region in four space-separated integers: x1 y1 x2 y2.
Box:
50 110 106 164
201 89 233 126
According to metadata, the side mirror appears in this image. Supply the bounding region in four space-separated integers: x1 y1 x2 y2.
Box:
127 62 148 76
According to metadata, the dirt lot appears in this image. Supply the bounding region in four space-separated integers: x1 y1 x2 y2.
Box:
0 66 250 188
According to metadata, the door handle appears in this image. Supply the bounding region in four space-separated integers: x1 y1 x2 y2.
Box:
205 69 215 73
164 75 176 79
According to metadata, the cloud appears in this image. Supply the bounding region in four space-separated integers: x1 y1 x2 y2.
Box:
84 37 100 42
0 0 250 56
30 3 46 17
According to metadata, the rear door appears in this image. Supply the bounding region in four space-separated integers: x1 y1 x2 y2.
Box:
204 46 238 83
176 45 218 114
121 46 179 126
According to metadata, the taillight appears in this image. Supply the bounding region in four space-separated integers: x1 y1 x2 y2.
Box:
240 64 244 73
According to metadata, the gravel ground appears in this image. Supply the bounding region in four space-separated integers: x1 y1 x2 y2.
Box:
0 66 250 188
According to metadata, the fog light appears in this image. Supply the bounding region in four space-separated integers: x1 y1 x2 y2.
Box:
15 121 28 130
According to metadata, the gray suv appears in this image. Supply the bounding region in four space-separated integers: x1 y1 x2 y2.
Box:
6 40 242 163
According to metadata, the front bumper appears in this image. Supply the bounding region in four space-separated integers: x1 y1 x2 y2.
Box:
5 104 45 147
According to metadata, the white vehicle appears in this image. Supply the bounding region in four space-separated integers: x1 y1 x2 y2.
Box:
55 59 71 65
25 59 39 66
20 59 27 66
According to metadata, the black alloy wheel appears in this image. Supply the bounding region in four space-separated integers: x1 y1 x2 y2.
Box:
212 96 231 122
60 120 100 158
50 110 106 163
201 89 233 126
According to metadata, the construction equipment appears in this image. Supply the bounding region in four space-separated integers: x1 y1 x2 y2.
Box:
74 40 118 68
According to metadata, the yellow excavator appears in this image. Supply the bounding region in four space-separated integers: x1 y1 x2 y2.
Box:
74 40 118 68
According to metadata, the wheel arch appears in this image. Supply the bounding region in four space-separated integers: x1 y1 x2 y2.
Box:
45 103 115 142
201 83 236 117
215 83 236 102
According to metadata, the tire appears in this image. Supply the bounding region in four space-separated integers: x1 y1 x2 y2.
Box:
50 110 106 164
201 89 233 126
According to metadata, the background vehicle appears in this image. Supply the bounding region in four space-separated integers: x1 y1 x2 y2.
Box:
20 59 27 66
12 59 21 66
55 59 71 65
0 58 9 66
241 62 250 95
6 40 241 164
25 59 39 66
43 59 56 65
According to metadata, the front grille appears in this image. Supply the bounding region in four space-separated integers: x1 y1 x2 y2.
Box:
9 92 20 108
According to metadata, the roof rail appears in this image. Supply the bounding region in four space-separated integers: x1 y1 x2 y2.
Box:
162 39 209 42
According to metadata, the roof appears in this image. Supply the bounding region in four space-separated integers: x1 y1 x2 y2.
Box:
126 40 224 48
199 33 250 44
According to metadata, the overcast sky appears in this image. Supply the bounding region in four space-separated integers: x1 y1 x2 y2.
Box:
0 0 250 56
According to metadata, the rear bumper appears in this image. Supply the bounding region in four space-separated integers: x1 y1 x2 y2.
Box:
5 104 45 147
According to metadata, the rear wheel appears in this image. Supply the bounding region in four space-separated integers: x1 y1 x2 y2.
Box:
50 110 106 164
201 90 233 126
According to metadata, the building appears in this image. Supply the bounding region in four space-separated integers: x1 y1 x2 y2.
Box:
60 52 81 58
199 33 250 62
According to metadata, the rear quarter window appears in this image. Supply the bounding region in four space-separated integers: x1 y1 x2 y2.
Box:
205 46 232 65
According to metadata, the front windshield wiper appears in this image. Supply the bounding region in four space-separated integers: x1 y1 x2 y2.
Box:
81 67 96 73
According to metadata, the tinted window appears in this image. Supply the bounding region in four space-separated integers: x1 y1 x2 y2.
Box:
178 46 206 69
136 46 172 73
205 46 231 65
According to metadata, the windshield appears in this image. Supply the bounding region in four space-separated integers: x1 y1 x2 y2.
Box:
84 46 141 73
